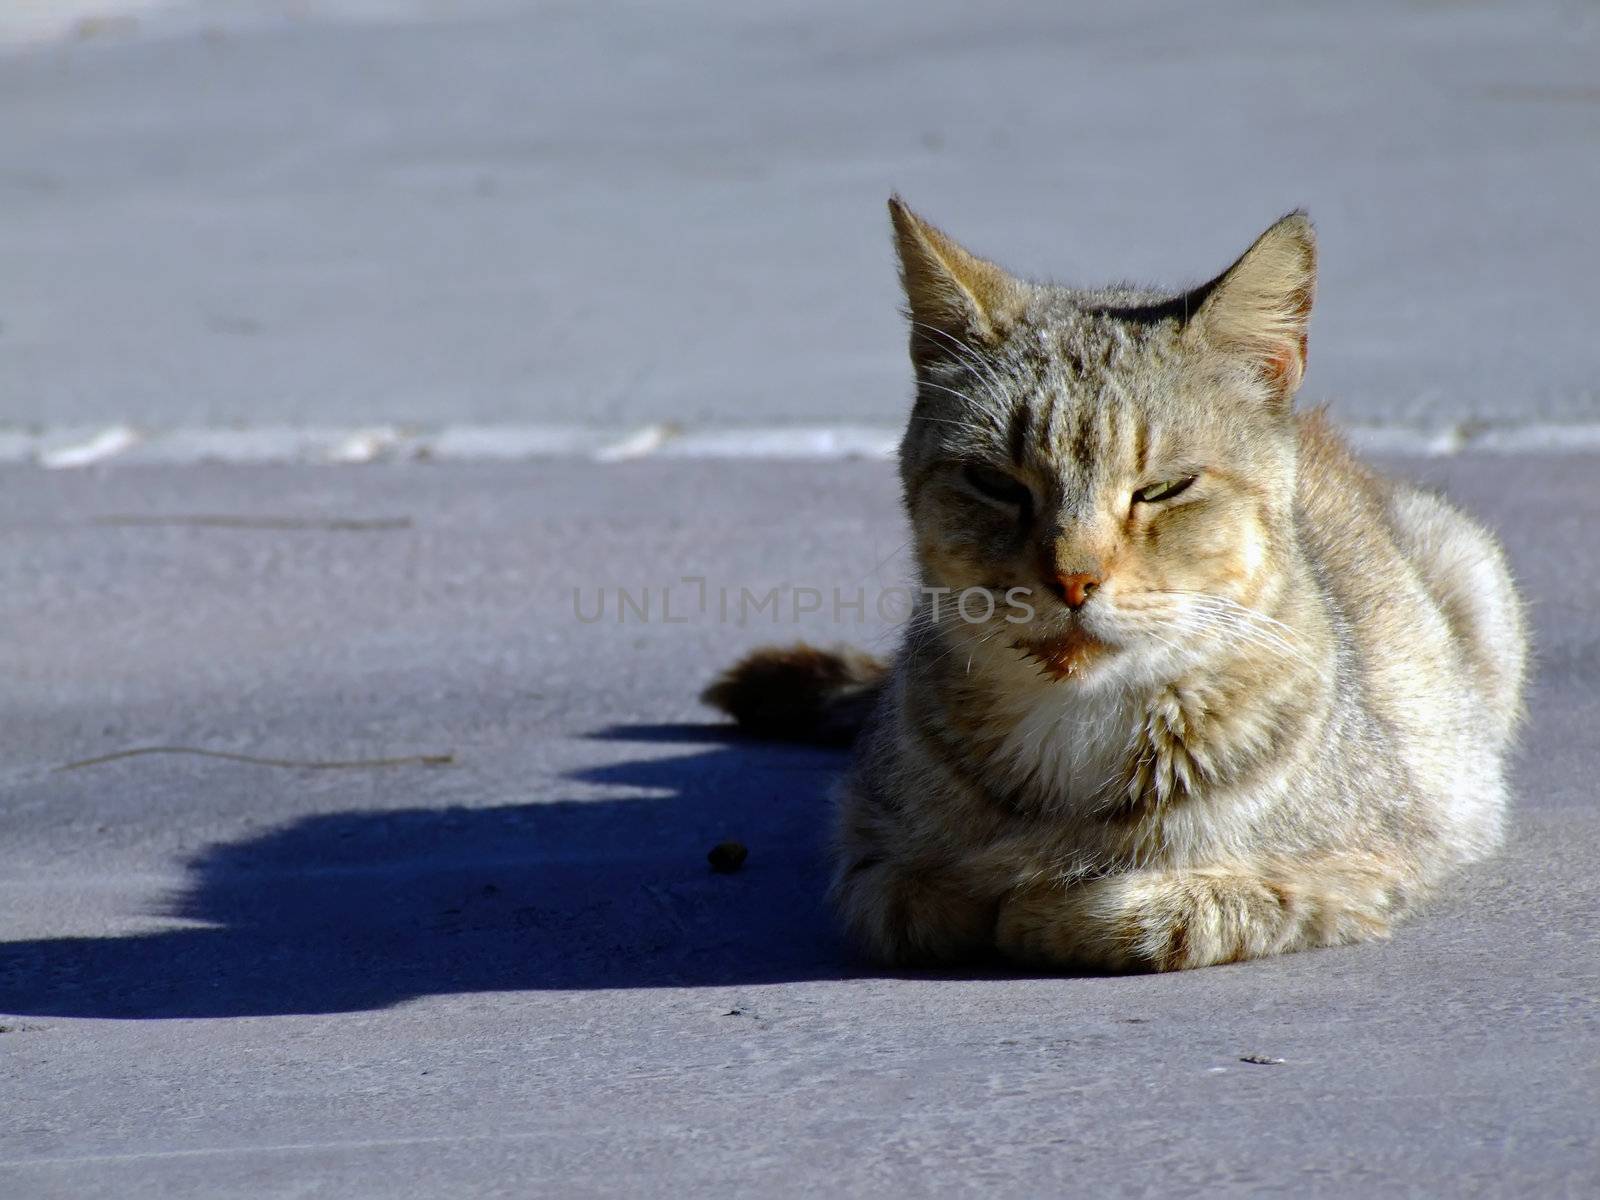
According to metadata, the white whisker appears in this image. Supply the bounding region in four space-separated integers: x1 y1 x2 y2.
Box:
1117 588 1317 670
907 320 1012 402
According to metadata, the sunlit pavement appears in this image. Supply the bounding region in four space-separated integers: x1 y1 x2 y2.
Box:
2 456 1595 1196
4 1 1598 1195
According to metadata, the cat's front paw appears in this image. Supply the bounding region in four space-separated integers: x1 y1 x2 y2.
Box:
997 871 1275 972
996 866 1396 973
994 878 1142 972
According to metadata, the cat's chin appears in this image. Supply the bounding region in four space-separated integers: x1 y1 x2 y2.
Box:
1011 627 1117 682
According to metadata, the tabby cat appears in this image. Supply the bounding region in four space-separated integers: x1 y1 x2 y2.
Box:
704 199 1526 972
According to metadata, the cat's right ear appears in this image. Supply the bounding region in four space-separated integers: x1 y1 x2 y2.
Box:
889 197 1024 369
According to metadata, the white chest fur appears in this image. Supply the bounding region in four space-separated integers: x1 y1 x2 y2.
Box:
989 671 1143 812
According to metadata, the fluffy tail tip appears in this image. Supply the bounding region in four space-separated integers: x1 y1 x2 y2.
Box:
700 643 887 747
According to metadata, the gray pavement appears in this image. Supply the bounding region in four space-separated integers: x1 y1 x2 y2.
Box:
4 2 1599 1196
2 454 1597 1197
3 0 1599 434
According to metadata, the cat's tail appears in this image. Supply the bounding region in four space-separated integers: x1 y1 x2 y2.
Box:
701 643 888 747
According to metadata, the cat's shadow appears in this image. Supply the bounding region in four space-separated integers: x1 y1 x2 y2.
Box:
0 726 902 1019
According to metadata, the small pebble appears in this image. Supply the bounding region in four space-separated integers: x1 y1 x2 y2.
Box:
707 841 748 873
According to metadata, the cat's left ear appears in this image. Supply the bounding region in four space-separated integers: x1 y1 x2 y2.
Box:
1185 212 1316 405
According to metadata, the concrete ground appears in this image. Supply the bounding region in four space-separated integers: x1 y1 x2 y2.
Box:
1 0 1598 436
3 1 1599 1197
2 455 1597 1197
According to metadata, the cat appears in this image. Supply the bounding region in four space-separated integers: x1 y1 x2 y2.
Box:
703 199 1527 972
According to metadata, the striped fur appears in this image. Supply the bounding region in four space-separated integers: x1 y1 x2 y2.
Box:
707 200 1527 973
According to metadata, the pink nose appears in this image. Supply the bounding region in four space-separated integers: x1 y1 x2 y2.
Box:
1052 572 1101 610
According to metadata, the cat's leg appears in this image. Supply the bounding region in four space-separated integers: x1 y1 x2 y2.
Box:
831 852 1000 966
994 854 1410 972
831 748 1006 965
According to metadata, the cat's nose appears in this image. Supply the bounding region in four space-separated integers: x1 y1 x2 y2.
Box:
1050 571 1102 610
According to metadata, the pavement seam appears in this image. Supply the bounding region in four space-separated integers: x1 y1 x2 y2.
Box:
4 421 1600 467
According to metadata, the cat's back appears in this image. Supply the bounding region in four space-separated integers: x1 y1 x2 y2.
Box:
1292 410 1526 855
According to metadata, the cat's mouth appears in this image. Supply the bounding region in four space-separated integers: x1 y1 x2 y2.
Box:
1011 627 1115 681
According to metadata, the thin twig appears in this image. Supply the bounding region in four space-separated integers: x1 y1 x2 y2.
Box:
56 746 454 772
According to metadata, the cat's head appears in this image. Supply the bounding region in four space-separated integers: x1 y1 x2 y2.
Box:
890 198 1316 690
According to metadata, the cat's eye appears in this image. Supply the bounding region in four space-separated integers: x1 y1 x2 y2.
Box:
962 464 1033 508
1132 475 1198 506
